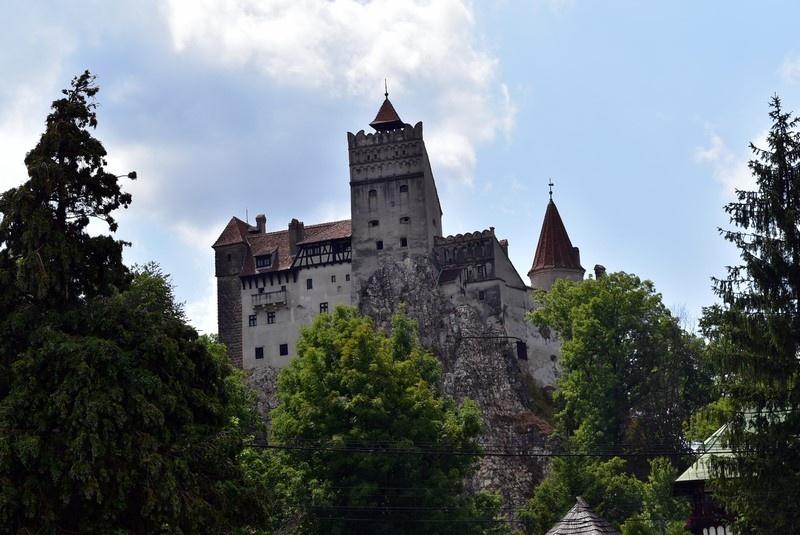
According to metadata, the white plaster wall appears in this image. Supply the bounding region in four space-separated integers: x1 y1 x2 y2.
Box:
241 263 353 369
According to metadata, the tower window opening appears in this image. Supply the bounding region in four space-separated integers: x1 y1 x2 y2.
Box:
368 189 377 211
399 216 410 224
369 220 379 227
399 184 408 193
376 240 384 250
400 237 408 248
255 347 264 360
279 344 288 356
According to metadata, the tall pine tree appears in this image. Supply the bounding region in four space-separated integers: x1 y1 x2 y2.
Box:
701 95 800 533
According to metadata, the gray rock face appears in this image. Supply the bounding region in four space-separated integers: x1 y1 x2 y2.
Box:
358 256 550 508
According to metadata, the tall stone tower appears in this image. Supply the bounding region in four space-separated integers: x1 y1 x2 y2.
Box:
528 197 585 291
348 94 443 296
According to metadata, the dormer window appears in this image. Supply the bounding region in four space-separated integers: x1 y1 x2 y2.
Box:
255 254 272 268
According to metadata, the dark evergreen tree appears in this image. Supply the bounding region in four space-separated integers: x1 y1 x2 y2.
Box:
0 73 268 533
701 95 800 533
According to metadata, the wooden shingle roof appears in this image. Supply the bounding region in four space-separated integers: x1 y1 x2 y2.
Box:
545 497 620 535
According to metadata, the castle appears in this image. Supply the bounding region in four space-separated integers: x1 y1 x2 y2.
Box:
213 93 586 387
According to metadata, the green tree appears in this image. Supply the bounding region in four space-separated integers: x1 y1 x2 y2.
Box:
0 73 267 533
0 70 131 308
522 273 706 533
620 458 690 535
531 273 709 468
269 306 507 534
700 95 800 533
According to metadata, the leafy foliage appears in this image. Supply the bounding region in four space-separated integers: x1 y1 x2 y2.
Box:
269 307 507 534
700 96 800 533
0 72 267 533
523 273 705 533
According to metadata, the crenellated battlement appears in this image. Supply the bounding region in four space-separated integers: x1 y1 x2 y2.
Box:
435 228 496 244
347 121 423 148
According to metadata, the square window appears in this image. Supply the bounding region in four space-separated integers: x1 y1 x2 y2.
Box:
248 314 257 327
320 302 329 313
267 311 275 324
255 346 264 360
399 184 409 193
306 278 313 290
345 274 351 281
376 240 383 250
281 285 286 291
279 344 289 356
255 254 272 268
400 237 408 247
331 275 336 283
369 220 379 227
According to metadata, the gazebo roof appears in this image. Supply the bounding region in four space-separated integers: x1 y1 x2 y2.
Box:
545 497 620 535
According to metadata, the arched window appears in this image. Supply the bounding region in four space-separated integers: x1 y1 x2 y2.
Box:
368 189 377 211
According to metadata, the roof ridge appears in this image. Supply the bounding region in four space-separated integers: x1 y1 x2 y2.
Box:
253 218 353 238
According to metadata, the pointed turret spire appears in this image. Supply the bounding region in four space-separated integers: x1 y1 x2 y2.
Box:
369 81 404 131
529 192 585 291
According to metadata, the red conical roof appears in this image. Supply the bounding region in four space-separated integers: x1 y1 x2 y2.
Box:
529 199 583 275
370 97 404 131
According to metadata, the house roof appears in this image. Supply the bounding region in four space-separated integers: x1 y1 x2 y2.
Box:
370 97 405 131
213 217 352 275
529 199 584 275
545 497 620 535
675 424 730 483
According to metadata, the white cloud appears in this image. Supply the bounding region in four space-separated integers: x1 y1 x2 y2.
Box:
695 128 766 196
780 54 800 85
163 0 515 185
185 276 218 334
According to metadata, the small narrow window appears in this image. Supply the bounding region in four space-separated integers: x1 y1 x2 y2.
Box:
267 311 275 324
478 291 485 301
400 237 408 248
369 220 379 227
331 275 336 283
248 314 257 327
399 216 410 224
320 302 329 313
345 274 351 281
306 278 313 290
281 285 286 291
376 240 384 250
399 184 408 193
227 254 232 261
255 347 264 360
368 189 378 211
279 344 289 356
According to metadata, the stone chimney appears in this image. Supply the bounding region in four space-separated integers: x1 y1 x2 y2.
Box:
594 264 606 279
288 218 305 255
255 213 266 234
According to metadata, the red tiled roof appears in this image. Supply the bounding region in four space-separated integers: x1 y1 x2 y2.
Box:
233 219 352 275
212 217 251 248
370 98 404 131
529 200 583 275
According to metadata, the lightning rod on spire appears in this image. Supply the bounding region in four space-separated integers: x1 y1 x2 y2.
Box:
548 178 554 200
384 78 388 98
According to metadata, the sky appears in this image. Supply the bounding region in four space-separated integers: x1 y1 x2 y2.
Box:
2 0 800 334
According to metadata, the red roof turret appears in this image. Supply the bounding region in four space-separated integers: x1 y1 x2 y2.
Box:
370 95 404 131
529 199 583 276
